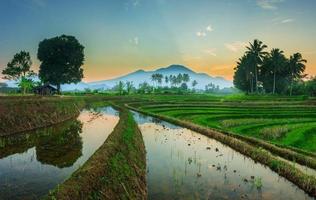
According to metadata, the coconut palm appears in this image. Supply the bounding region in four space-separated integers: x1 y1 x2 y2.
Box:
288 53 306 96
265 49 287 94
246 39 268 93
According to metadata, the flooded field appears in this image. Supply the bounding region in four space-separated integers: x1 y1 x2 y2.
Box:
0 106 119 199
132 111 313 200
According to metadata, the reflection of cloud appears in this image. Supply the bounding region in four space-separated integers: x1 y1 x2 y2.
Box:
225 41 247 52
204 48 217 56
281 18 294 23
257 0 284 10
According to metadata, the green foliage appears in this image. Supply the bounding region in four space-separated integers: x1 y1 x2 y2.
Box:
233 39 307 96
2 51 35 94
2 51 33 80
18 76 36 94
37 35 85 93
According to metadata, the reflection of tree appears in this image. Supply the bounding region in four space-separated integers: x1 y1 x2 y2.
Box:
36 120 83 168
0 132 36 159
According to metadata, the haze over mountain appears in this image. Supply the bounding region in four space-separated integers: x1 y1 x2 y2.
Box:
4 65 233 91
65 65 232 91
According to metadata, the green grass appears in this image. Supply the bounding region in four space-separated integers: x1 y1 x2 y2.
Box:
126 94 316 152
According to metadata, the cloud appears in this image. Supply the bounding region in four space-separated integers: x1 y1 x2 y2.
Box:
129 37 139 45
281 18 294 23
206 25 213 32
196 31 206 37
225 41 247 52
196 24 213 37
257 0 284 10
204 48 217 56
125 0 141 10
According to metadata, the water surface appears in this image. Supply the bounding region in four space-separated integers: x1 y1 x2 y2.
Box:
0 106 119 199
132 111 313 200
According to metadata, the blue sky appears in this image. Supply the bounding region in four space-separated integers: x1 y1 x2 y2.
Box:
0 0 315 81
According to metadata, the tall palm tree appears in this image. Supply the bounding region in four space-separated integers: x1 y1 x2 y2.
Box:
288 53 306 96
246 39 268 93
236 53 254 93
266 49 287 94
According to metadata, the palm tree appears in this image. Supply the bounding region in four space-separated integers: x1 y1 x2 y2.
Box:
246 39 268 93
182 74 190 83
165 76 169 87
266 49 287 94
288 53 306 96
192 80 198 92
236 53 254 93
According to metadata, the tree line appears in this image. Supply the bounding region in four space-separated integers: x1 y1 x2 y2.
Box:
108 73 199 95
1 35 84 94
233 39 316 96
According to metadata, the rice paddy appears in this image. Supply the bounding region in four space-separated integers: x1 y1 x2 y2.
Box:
127 94 316 153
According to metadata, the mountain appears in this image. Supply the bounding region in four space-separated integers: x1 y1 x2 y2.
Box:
3 65 233 91
85 65 233 90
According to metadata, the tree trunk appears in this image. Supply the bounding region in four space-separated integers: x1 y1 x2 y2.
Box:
290 77 293 96
255 64 258 93
273 70 276 94
57 84 61 95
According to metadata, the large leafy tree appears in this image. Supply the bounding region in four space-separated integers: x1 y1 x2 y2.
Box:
37 35 84 93
246 39 268 93
2 51 34 94
288 53 306 96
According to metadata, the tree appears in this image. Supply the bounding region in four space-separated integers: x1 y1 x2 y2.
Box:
246 39 268 93
126 81 134 94
138 82 152 94
306 77 316 97
180 83 188 90
18 77 35 94
192 80 198 91
288 53 306 96
37 35 84 94
2 51 34 94
182 73 190 83
175 74 183 87
233 54 254 93
117 81 125 95
164 76 169 87
262 49 287 94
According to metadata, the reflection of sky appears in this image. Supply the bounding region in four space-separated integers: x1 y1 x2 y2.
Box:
133 112 312 199
131 111 179 129
0 0 315 81
0 107 119 199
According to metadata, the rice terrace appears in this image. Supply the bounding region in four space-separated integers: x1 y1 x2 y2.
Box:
1 0 316 200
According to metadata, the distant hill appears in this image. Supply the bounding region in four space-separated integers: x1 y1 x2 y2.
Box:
4 65 233 91
84 64 233 91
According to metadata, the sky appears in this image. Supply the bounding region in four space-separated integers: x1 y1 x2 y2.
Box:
0 0 316 82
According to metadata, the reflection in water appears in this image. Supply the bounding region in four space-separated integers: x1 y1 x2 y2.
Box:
132 111 313 200
0 106 119 200
36 120 83 168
